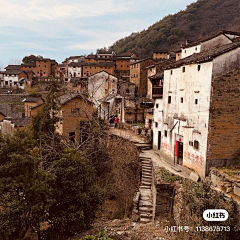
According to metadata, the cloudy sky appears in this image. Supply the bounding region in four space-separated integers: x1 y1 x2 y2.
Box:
0 0 195 66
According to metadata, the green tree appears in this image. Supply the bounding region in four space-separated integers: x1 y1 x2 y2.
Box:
45 149 104 239
22 54 43 63
0 129 55 240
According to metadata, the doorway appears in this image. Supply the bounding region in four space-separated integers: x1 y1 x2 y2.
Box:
175 135 184 165
158 131 161 150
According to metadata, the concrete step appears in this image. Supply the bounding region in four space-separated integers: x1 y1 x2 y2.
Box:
141 181 151 186
139 157 151 161
141 159 152 163
142 170 152 174
139 207 153 213
141 196 151 201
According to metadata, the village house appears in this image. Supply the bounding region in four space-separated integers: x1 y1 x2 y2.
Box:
67 77 88 92
21 58 58 77
152 40 240 178
130 58 158 97
0 117 31 135
153 50 169 60
56 93 93 143
2 65 34 89
180 30 240 59
88 71 118 107
23 97 45 117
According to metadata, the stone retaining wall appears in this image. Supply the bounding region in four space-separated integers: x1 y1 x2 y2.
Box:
210 167 240 197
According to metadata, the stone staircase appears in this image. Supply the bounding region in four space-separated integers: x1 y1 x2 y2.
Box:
139 157 153 223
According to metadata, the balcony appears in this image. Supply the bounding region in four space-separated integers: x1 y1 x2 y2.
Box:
152 86 163 98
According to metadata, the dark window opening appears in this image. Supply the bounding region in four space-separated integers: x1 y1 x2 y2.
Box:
168 96 171 104
156 104 159 108
194 140 199 150
149 119 152 124
171 70 173 75
71 108 80 114
180 97 183 103
69 132 75 142
198 65 201 71
182 67 185 73
189 141 193 146
164 130 167 137
195 99 198 104
155 122 158 128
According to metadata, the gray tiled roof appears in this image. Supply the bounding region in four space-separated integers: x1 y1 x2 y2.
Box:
165 41 240 69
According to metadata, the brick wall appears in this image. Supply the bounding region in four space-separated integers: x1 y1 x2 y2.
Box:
206 68 240 172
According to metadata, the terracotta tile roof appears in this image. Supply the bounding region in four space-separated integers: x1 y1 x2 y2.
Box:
81 62 115 67
149 72 164 80
165 41 240 69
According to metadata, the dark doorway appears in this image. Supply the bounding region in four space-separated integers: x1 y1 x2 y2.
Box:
69 132 75 142
177 141 183 165
158 131 161 150
74 72 76 77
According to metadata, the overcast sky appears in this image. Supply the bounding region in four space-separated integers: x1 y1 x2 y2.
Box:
0 0 196 66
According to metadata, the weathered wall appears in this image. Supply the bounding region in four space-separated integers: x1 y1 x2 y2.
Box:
206 68 240 172
159 61 213 176
181 44 201 59
201 34 232 52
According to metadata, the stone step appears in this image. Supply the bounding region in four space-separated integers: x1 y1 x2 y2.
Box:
140 218 151 223
141 165 152 169
140 185 151 190
141 196 151 201
142 170 152 174
142 166 152 170
139 200 153 207
142 173 152 178
139 207 153 213
140 159 152 162
139 157 152 161
140 213 153 218
142 178 152 183
141 181 151 186
140 189 151 194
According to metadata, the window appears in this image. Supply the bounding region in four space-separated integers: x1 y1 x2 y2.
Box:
155 122 158 128
164 130 167 137
182 67 185 73
45 65 46 67
71 108 80 114
121 65 123 67
171 70 173 75
156 104 159 108
194 140 199 150
126 88 129 93
198 65 201 71
195 47 197 50
180 97 183 103
168 96 171 104
127 65 128 67
189 141 193 146
185 50 186 53
149 119 152 124
195 99 198 104
5 81 8 85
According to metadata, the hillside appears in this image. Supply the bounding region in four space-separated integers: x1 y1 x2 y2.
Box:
105 0 240 57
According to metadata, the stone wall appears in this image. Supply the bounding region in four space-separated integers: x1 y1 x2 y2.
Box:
155 183 174 217
206 68 240 172
210 167 240 197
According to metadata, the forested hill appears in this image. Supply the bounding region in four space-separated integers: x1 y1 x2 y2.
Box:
105 0 240 57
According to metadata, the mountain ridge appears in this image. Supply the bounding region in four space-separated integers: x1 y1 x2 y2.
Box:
101 0 240 57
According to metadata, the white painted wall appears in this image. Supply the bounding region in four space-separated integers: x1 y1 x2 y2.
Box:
68 66 81 78
181 44 201 59
160 61 213 176
88 72 118 106
153 98 163 150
